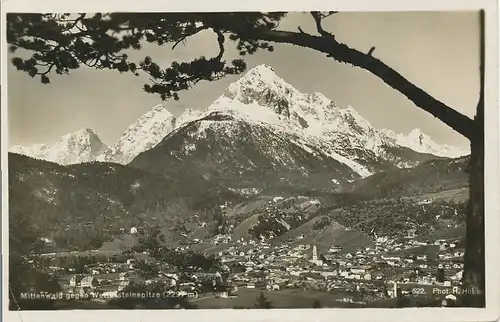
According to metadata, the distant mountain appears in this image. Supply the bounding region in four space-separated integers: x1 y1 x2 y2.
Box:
337 155 470 199
97 105 203 164
129 64 467 192
10 65 467 170
9 106 204 166
388 128 467 159
10 128 108 165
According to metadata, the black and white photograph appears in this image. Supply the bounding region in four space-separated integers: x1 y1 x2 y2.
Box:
2 0 499 321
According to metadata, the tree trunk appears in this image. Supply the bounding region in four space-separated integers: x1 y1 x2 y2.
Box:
462 105 485 307
461 9 485 307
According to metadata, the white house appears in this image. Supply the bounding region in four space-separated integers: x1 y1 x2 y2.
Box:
80 276 98 288
119 272 130 281
118 280 130 291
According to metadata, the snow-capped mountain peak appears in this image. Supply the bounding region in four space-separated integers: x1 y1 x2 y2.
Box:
196 65 469 176
396 128 468 158
97 104 206 164
58 127 99 143
212 65 337 126
237 64 281 87
221 64 300 114
176 108 204 126
98 104 176 164
407 128 427 144
308 92 332 106
134 104 174 126
10 143 50 159
341 106 374 134
50 127 108 165
150 103 172 115
10 127 108 165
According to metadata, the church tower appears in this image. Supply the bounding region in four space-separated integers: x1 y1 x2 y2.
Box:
312 244 318 262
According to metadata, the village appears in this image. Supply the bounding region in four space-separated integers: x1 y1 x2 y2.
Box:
36 226 467 308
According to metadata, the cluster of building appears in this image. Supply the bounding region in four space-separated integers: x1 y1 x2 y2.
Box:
41 224 465 307
212 232 465 304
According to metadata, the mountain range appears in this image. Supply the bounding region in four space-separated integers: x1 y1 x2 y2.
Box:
9 64 470 252
10 64 468 171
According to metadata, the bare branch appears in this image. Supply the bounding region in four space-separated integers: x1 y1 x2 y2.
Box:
310 11 335 39
56 13 86 32
171 37 188 50
40 62 57 76
172 26 209 50
213 28 225 61
367 47 376 56
325 11 339 18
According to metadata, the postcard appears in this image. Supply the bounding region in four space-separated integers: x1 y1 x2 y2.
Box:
2 0 498 321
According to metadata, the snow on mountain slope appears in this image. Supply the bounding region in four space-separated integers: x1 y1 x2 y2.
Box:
176 108 204 125
99 105 205 164
10 105 203 166
193 64 468 176
393 128 468 158
98 104 176 164
10 64 468 170
130 65 468 189
10 144 50 160
130 111 362 190
10 128 108 165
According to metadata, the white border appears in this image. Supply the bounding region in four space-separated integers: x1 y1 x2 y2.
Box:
1 0 499 321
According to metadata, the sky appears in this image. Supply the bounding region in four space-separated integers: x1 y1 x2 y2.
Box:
7 11 480 150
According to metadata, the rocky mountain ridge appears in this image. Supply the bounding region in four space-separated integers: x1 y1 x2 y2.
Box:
10 65 468 172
